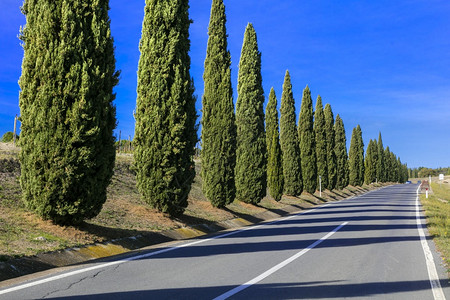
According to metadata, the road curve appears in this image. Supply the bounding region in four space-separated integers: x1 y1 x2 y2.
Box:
1 184 449 299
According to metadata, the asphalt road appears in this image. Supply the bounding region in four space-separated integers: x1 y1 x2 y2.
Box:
1 184 449 299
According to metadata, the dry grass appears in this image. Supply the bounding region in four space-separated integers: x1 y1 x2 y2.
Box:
421 182 450 275
0 146 385 261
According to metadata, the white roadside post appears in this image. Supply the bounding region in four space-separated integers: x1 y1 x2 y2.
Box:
426 188 428 199
319 175 322 197
13 114 18 146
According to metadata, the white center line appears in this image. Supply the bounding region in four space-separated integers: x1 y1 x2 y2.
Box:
213 221 348 300
415 185 446 300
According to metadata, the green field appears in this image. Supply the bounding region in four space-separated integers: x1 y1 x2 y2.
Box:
420 181 450 275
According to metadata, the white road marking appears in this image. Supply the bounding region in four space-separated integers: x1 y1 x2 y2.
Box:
0 204 332 296
213 222 348 300
415 185 446 300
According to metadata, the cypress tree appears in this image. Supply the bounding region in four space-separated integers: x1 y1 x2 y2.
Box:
19 0 119 224
324 104 337 190
349 125 365 186
279 70 302 195
334 114 349 189
298 86 317 194
201 0 236 207
134 0 197 216
364 139 377 184
400 161 408 183
349 127 359 186
391 152 399 182
377 132 385 182
268 130 284 201
314 95 327 190
384 146 392 181
266 88 283 201
266 88 277 159
235 23 266 204
356 125 365 185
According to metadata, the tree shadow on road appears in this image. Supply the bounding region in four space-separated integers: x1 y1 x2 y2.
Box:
46 279 448 299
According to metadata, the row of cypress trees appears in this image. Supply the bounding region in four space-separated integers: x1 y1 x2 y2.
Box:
272 73 352 199
19 0 199 222
348 128 408 186
361 133 408 185
18 0 409 224
199 0 409 206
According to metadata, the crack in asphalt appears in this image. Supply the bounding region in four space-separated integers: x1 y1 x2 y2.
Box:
40 263 122 299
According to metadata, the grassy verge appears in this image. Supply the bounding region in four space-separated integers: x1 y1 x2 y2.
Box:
420 182 450 275
0 142 387 261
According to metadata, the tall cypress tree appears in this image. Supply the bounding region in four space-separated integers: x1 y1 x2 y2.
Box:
384 146 392 182
349 127 359 186
356 125 365 185
377 132 385 182
314 95 327 190
279 71 302 195
268 130 284 201
266 88 278 159
235 23 266 204
19 0 119 224
298 86 316 194
134 0 197 216
334 114 349 189
364 139 378 184
324 104 337 190
391 151 399 182
201 0 236 207
266 88 283 201
349 125 364 186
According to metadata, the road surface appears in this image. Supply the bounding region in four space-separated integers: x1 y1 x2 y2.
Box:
1 184 449 299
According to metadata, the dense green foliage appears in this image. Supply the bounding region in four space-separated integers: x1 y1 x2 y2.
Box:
356 126 365 185
411 167 450 178
389 152 398 182
1 132 16 143
364 139 378 184
201 0 236 207
298 86 316 193
265 88 278 159
314 96 327 190
349 125 364 186
19 0 119 224
376 132 385 182
383 147 408 183
279 71 302 195
266 88 283 201
324 104 337 190
235 24 266 204
334 115 349 189
134 0 197 216
268 130 284 201
384 146 392 181
398 158 408 183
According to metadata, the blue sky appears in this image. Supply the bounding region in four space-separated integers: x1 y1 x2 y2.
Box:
1 0 449 169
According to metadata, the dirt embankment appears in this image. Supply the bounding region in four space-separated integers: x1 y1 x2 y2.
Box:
0 144 391 281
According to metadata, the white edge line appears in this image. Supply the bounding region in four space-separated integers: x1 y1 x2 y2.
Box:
213 221 348 300
0 203 332 295
415 185 446 300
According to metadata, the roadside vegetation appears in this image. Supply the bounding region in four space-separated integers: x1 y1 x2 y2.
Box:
0 142 387 261
421 181 450 274
2 0 408 266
